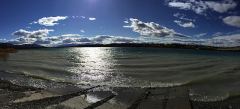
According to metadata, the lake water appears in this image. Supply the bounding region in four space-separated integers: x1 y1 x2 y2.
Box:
0 47 240 101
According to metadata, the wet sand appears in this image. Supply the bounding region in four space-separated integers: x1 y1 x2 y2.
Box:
1 76 240 109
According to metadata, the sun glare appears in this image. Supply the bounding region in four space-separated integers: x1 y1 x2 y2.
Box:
68 47 114 84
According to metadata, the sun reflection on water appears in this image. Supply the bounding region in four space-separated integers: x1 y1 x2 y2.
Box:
67 47 115 84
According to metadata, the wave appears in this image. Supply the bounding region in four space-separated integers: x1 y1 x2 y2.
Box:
189 92 240 102
190 93 231 102
0 70 77 89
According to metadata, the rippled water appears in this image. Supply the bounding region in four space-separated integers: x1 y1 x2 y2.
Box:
0 47 240 101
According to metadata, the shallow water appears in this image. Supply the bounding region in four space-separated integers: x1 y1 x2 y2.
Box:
0 47 240 101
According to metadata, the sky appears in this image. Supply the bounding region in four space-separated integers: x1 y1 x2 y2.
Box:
0 0 240 47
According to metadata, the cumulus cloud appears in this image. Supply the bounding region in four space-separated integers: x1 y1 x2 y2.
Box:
9 28 137 46
10 29 54 45
9 37 37 45
91 35 137 44
34 16 68 26
89 17 96 21
167 0 237 15
205 0 237 13
62 37 91 44
61 34 81 37
168 2 192 10
174 20 195 28
91 35 112 43
60 35 137 45
13 29 54 38
8 31 240 47
124 18 188 37
167 0 208 14
223 16 240 27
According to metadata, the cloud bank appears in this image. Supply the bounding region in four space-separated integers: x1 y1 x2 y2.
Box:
9 29 137 46
13 29 54 38
167 0 237 15
10 29 54 45
4 17 240 47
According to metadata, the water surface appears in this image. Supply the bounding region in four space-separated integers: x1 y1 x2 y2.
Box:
0 47 240 101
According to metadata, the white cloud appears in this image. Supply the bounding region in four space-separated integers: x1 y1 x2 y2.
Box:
205 0 237 13
62 37 91 44
174 20 195 28
58 35 137 46
124 18 188 37
8 30 240 47
212 32 224 36
91 35 137 44
9 29 137 46
10 29 54 45
173 13 195 22
13 29 54 38
213 34 240 40
167 0 208 15
168 2 192 10
167 0 237 15
89 17 96 21
0 38 7 42
72 16 86 19
124 20 129 24
223 16 240 27
80 29 85 33
34 16 68 26
91 35 112 43
61 34 81 37
194 33 207 38
209 33 240 47
8 37 37 45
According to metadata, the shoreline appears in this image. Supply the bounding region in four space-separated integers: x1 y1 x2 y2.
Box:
1 78 240 109
1 43 240 52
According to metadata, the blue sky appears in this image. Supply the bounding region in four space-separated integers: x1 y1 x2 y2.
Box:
0 0 240 47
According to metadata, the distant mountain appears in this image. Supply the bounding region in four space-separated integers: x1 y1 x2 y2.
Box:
63 43 240 51
0 43 240 51
0 43 45 49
